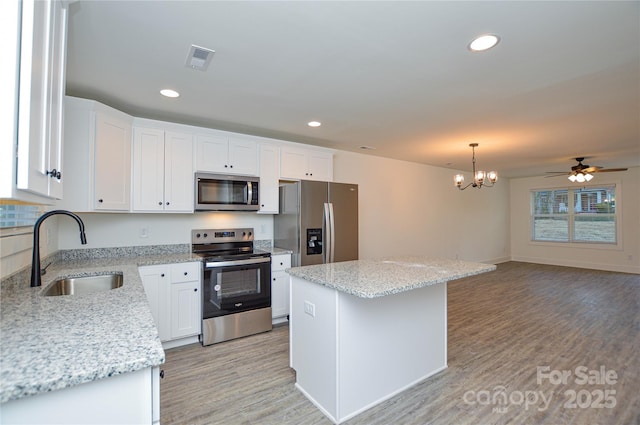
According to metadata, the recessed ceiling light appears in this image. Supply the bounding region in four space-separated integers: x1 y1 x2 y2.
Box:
160 89 180 98
308 121 321 127
468 34 500 52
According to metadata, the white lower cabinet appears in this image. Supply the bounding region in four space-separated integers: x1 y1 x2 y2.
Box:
271 253 291 323
0 366 159 425
139 262 202 345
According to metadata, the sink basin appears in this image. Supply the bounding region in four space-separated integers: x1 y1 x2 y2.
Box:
43 273 123 296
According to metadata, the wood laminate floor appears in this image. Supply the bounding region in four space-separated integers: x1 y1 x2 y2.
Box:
160 262 640 425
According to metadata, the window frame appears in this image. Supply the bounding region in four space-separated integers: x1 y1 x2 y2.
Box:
529 182 622 251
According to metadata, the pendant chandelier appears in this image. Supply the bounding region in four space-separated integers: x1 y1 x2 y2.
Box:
454 143 498 190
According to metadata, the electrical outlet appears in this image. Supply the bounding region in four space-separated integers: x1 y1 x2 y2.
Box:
304 301 315 317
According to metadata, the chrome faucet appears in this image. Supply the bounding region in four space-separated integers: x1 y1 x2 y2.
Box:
31 210 87 287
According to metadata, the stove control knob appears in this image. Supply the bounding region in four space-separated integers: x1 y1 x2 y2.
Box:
248 231 252 237
203 233 208 238
196 233 201 238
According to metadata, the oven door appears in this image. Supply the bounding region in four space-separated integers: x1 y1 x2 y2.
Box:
203 256 271 319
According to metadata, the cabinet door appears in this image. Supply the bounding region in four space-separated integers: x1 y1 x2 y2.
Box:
170 281 201 339
271 271 290 319
94 111 131 210
16 0 63 198
164 132 194 212
307 151 333 181
280 147 308 180
132 127 165 211
271 254 291 319
258 144 280 214
228 137 258 176
139 265 170 342
45 0 67 200
194 134 228 172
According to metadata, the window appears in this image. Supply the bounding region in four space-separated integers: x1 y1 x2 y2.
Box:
0 204 40 228
531 185 617 244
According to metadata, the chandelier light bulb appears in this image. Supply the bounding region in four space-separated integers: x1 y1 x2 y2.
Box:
475 170 486 184
454 174 464 187
487 171 498 183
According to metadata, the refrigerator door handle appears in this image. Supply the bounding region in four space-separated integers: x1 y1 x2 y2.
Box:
328 202 335 263
323 203 332 263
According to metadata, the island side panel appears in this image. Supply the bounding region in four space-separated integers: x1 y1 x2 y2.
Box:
290 275 339 420
336 282 448 422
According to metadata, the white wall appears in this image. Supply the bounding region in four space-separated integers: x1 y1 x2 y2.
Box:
333 151 510 264
509 166 640 274
57 212 274 249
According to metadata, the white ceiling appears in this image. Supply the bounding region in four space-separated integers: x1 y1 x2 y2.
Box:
65 1 640 178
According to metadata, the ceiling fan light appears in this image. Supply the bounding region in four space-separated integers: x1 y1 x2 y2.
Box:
584 173 593 181
568 175 577 182
576 174 586 183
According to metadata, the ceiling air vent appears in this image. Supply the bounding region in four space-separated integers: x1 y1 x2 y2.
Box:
185 44 215 71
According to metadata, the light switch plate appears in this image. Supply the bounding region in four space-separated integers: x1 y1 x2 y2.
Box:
304 301 315 317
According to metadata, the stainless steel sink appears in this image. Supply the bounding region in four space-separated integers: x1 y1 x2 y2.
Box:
43 273 123 296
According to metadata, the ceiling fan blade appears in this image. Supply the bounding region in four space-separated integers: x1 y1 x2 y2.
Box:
583 166 601 173
593 168 628 172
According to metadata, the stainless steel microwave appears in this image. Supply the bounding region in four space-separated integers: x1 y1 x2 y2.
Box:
195 173 260 211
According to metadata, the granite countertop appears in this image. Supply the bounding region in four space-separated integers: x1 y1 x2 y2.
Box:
286 256 496 298
0 246 203 404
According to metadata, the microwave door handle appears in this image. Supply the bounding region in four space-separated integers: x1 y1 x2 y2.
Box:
246 182 253 205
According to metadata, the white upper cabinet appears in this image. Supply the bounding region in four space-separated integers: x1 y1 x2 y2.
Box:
58 96 133 212
94 111 132 211
195 133 258 176
280 146 333 181
258 144 280 214
13 0 68 200
132 127 194 212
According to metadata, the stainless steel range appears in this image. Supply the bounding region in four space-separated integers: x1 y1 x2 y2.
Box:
191 228 272 346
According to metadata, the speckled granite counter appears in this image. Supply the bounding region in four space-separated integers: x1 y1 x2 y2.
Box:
286 256 496 298
0 245 202 404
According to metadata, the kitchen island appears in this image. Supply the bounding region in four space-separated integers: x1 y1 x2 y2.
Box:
287 257 496 424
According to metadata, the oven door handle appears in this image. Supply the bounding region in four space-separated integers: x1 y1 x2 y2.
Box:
205 257 271 268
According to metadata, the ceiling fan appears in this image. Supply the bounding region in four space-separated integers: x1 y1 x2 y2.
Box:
546 157 628 182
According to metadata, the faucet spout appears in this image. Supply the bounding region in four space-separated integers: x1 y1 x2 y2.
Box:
31 210 87 287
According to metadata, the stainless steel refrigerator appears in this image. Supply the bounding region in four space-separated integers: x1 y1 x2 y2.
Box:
274 180 358 267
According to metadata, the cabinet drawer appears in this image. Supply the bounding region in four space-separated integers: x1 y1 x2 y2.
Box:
169 262 201 283
271 254 291 271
